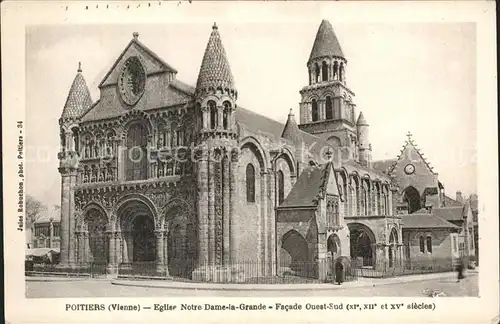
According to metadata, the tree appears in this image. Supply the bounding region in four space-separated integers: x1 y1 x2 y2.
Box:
26 195 46 228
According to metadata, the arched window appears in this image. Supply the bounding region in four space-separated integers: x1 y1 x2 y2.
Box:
311 99 319 122
71 128 79 153
426 236 432 253
315 63 320 83
277 170 285 205
246 164 255 203
208 100 217 129
321 61 328 81
223 101 231 129
333 61 339 80
325 96 333 119
125 123 148 181
419 236 425 253
339 63 344 81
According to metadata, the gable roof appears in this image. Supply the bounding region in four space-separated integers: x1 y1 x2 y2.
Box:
278 165 325 208
98 36 177 89
443 195 463 207
235 107 333 159
403 212 461 230
433 206 465 222
387 135 436 176
278 162 341 209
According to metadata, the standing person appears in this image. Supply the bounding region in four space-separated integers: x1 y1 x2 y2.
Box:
335 259 344 285
456 257 465 282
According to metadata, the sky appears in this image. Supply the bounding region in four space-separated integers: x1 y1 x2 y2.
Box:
25 21 477 208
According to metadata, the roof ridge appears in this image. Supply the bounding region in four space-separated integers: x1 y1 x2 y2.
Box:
98 36 177 89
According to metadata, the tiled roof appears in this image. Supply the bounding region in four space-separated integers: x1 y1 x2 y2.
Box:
235 107 333 159
402 212 460 229
356 111 368 126
371 158 398 175
61 67 93 119
433 206 465 222
195 24 235 94
309 20 345 63
281 109 302 143
278 165 327 208
443 195 463 207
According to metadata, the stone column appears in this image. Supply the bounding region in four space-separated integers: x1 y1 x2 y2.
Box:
77 232 84 263
121 231 129 263
267 170 276 276
260 171 268 276
197 148 209 266
222 154 231 265
84 232 90 263
107 231 117 273
208 153 215 265
127 233 134 262
230 149 239 262
156 230 167 275
115 138 123 181
116 231 123 265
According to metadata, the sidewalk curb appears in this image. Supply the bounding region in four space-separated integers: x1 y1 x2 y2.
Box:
111 271 464 291
26 277 90 282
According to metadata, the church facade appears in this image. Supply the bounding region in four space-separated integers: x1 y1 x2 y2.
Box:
57 20 474 281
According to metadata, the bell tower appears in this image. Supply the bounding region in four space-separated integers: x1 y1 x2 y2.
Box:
192 23 239 281
298 20 359 159
58 62 92 267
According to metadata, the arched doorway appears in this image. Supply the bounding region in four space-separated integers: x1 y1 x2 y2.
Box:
327 234 341 260
117 199 156 265
403 186 421 214
131 215 155 261
165 205 197 278
388 228 398 268
348 223 376 267
280 230 311 277
84 209 109 263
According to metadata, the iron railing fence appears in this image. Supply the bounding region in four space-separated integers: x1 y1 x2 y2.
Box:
117 259 358 284
351 257 455 278
26 262 107 278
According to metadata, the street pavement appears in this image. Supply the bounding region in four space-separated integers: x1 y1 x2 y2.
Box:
25 271 478 298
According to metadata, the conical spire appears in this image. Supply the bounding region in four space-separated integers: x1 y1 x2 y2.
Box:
281 109 302 143
309 20 345 63
61 62 92 120
357 111 368 126
196 23 236 95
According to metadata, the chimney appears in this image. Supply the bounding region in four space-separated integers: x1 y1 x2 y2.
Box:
456 191 463 203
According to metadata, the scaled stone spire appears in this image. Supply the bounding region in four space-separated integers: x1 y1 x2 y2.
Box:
281 109 302 143
195 23 236 95
357 111 368 126
309 19 345 63
61 62 93 120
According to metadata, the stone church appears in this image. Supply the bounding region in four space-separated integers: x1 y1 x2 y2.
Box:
57 20 475 281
